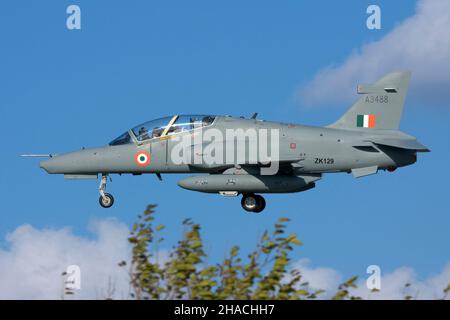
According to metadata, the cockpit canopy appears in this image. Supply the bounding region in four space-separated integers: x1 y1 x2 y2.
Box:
109 115 216 146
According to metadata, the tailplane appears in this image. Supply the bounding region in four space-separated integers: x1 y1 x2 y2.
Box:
328 71 411 130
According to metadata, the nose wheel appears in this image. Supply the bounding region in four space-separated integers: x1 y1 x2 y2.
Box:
99 175 114 208
241 194 266 213
99 193 114 208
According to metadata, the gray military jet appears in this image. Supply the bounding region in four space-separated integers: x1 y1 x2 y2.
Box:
35 71 429 212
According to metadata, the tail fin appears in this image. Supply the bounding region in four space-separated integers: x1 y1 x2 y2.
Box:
328 71 411 130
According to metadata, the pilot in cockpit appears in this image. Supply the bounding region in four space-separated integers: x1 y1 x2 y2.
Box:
152 127 164 138
138 127 150 140
202 116 214 126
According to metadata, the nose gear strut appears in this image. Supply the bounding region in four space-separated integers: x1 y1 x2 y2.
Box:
99 174 114 208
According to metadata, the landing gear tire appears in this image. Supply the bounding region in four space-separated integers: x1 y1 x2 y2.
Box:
99 174 114 208
99 193 114 208
241 194 266 213
253 195 266 213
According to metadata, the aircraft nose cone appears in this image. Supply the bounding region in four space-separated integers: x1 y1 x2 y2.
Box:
38 146 123 174
40 157 61 173
40 159 48 170
39 151 88 174
40 158 51 172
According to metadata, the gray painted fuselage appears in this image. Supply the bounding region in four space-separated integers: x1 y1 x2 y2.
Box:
40 116 418 176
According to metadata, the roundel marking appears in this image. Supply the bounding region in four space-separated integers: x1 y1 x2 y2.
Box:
134 151 151 167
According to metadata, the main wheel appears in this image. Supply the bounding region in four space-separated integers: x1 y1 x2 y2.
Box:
241 194 266 213
253 195 266 213
99 193 114 208
241 194 258 212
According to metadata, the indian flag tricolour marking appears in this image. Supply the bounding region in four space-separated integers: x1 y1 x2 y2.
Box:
356 114 376 128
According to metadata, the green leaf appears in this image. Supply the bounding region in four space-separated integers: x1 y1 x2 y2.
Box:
444 284 450 293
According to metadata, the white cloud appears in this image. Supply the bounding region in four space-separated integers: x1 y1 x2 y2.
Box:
0 219 131 299
292 258 342 294
352 263 450 300
289 259 450 300
298 0 450 107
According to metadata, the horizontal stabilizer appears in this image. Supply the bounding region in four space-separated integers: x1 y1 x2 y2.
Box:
368 138 430 152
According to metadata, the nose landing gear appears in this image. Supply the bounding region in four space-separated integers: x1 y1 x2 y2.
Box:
99 175 114 208
241 193 266 213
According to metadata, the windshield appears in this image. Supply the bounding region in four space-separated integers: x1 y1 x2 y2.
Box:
109 131 132 146
131 115 216 141
167 115 215 135
131 116 174 141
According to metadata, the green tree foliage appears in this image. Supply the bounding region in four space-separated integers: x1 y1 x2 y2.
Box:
331 276 360 300
120 205 450 300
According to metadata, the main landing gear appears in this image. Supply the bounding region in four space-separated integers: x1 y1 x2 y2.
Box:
241 193 266 213
99 174 114 208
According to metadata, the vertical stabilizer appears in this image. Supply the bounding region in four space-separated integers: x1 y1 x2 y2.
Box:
328 71 411 130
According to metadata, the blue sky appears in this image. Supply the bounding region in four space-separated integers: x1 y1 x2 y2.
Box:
1 0 449 297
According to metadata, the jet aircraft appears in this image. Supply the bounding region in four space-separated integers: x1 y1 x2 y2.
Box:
35 71 429 212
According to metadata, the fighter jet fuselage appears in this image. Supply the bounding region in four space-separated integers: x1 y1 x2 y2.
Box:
40 118 420 175
37 71 429 212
